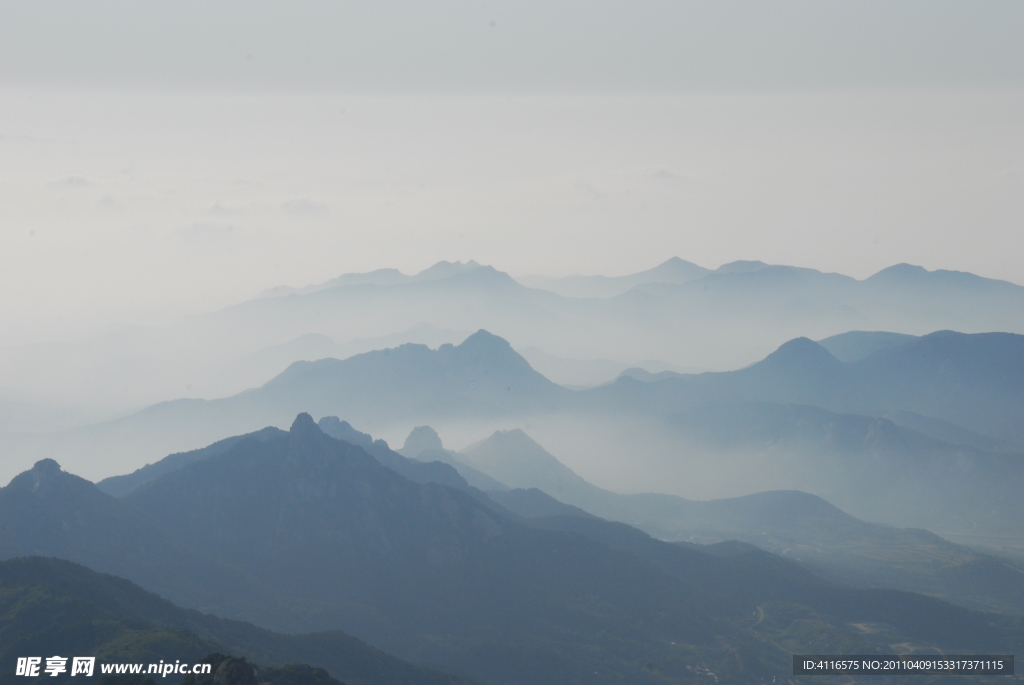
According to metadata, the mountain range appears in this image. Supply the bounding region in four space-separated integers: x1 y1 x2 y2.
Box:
2 257 1022 433
586 330 1024 444
5 415 1024 684
0 556 476 685
6 328 1022 550
424 426 1024 615
192 260 1024 386
0 330 566 482
516 257 711 298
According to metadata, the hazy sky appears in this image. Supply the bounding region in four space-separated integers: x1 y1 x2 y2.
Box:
4 1 1023 92
1 2 1023 344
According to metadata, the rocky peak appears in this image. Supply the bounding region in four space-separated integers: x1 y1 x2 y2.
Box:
402 425 444 458
289 412 322 437
318 416 374 448
7 458 66 493
457 329 512 353
759 337 842 373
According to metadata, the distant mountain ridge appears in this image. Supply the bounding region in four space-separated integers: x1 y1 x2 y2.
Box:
259 329 569 422
7 330 568 483
263 258 1024 305
398 426 508 491
3 255 1023 450
259 261 487 297
454 427 1024 615
590 330 1024 444
816 330 919 362
517 257 710 298
315 417 470 490
8 327 1023 501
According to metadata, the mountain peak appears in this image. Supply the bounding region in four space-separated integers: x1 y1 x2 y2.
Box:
10 458 65 490
7 458 93 497
715 260 770 274
756 337 842 374
458 329 512 352
415 260 483 281
817 330 918 363
260 328 564 425
451 330 536 370
468 428 552 458
440 265 521 290
289 412 322 436
633 257 710 285
317 416 373 448
866 263 929 281
491 427 529 442
402 426 444 457
33 458 62 473
461 429 591 496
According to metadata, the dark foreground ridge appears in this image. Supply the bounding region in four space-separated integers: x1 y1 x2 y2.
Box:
0 556 477 685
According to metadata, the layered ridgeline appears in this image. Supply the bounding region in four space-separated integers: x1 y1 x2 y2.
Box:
12 329 1024 549
132 259 1024 374
398 425 509 492
657 402 1024 538
4 330 569 482
410 426 1024 615
578 330 1024 540
517 257 712 299
0 557 476 685
587 330 1024 445
2 257 1023 435
9 327 1023 479
5 416 1024 684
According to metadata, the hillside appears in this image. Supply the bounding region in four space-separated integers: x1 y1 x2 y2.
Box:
659 402 1024 536
259 329 569 421
457 427 1024 614
0 331 569 484
584 330 1024 444
3 258 1023 449
5 416 1023 683
0 557 477 685
816 330 918 362
13 329 1024 539
398 426 508 491
517 257 710 298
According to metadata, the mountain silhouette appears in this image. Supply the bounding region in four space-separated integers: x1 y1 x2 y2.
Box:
0 557 477 685
461 429 592 500
398 426 508 491
817 330 918 362
11 330 568 483
588 330 1024 444
6 415 1023 683
517 257 709 298
263 261 488 297
258 330 568 423
97 427 286 497
5 255 1024 463
12 327 1023 557
457 426 1024 614
316 417 468 490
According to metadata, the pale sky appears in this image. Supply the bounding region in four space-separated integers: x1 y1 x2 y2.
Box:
1 2 1023 345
